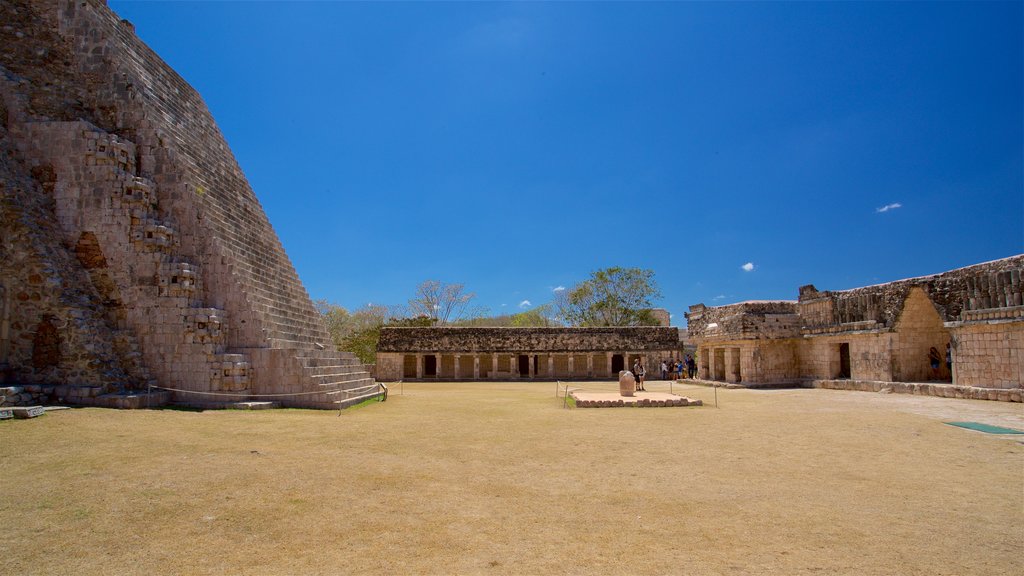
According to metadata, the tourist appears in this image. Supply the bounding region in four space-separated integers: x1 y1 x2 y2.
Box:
660 360 668 381
634 360 646 391
928 347 941 380
945 342 953 382
687 355 697 379
675 359 684 379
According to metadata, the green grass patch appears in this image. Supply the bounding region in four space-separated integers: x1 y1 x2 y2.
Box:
346 395 385 410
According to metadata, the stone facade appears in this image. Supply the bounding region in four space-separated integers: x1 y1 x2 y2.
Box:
686 256 1023 401
0 0 375 408
376 327 683 381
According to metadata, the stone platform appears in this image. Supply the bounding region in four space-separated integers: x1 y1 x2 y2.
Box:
570 390 703 408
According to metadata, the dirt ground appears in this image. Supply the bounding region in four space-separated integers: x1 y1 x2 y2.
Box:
1 381 1021 575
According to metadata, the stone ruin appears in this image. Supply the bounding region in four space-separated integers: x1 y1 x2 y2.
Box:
686 255 1024 401
376 326 683 381
0 0 377 409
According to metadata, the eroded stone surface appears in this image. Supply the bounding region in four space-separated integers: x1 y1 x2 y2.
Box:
687 256 1023 398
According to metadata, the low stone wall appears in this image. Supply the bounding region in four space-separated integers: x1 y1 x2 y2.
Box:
809 379 1022 402
0 385 49 407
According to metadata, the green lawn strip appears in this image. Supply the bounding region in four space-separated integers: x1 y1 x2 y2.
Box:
945 421 1024 435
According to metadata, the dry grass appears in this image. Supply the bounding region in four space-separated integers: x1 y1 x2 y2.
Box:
1 381 1022 575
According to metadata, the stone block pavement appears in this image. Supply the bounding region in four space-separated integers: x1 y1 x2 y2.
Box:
570 390 703 408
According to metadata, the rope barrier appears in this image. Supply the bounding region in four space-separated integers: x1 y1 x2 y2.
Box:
148 382 382 398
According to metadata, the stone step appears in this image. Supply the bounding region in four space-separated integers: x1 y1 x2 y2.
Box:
297 355 364 367
229 401 280 410
303 365 367 377
313 375 375 388
93 391 171 409
12 406 46 419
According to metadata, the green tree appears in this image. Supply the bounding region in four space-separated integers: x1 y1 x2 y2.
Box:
510 303 560 327
556 267 661 327
314 300 392 363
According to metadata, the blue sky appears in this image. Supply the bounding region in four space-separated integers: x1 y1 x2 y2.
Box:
109 1 1023 324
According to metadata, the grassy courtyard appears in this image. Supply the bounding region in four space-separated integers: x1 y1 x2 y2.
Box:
1 381 1021 575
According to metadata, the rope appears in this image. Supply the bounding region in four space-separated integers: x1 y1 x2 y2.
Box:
149 382 381 398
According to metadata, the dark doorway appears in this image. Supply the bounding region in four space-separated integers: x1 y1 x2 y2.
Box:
611 354 624 374
838 343 851 379
518 355 530 377
424 355 437 377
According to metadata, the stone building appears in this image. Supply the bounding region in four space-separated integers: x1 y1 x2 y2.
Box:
0 0 375 408
376 327 683 381
686 255 1023 401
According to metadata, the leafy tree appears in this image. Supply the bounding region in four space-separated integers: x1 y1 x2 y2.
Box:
407 280 476 325
556 267 661 327
510 303 560 327
314 300 392 363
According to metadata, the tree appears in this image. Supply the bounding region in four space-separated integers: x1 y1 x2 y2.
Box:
407 280 476 325
556 267 662 327
314 300 392 363
510 303 560 327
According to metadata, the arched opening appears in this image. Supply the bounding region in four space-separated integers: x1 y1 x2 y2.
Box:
893 287 952 382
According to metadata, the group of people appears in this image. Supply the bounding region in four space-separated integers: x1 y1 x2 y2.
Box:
631 356 698 391
660 356 697 381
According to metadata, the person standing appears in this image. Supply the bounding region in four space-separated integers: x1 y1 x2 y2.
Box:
660 360 668 381
928 347 942 380
945 342 953 382
635 360 646 391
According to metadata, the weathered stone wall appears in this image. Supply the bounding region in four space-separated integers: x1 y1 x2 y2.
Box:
376 327 683 381
687 256 1022 399
950 322 1022 389
687 302 800 341
379 327 681 353
1 117 138 391
797 255 1024 329
0 0 375 407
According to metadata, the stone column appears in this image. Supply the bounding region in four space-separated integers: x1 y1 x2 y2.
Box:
587 354 594 378
528 354 535 378
567 355 574 377
547 355 554 378
454 355 461 380
607 352 614 376
416 354 423 379
473 355 480 379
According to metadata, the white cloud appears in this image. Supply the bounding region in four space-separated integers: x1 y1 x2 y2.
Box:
741 262 755 272
518 300 531 309
712 294 727 301
876 202 902 213
501 303 507 308
552 286 566 293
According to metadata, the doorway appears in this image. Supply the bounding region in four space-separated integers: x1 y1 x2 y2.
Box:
838 343 851 379
424 354 437 378
518 355 530 377
611 354 624 374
